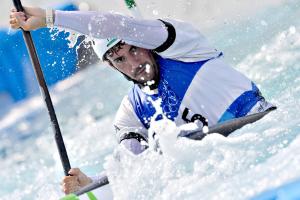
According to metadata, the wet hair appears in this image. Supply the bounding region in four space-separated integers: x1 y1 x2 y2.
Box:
103 41 125 61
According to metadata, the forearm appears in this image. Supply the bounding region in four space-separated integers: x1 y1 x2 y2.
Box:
54 10 168 49
120 138 147 155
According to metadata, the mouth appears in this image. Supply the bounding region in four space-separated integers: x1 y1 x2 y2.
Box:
133 62 155 83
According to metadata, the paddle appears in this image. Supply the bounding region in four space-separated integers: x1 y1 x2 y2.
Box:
178 107 277 140
12 0 71 176
60 1 144 199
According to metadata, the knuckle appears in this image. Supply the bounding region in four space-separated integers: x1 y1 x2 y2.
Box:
23 25 30 31
73 168 80 172
69 168 79 175
63 177 72 183
63 188 69 194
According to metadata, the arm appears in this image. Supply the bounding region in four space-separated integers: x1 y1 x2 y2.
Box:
119 132 148 155
56 12 220 61
10 7 219 61
114 96 148 155
10 7 168 50
54 11 168 50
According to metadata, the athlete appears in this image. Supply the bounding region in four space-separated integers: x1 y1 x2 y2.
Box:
10 7 275 194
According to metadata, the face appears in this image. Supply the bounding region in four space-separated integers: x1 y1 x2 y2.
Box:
106 44 159 85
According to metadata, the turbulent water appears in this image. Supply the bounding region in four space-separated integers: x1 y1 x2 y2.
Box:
1 0 300 199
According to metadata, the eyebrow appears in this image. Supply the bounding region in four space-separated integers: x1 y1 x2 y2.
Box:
112 46 135 62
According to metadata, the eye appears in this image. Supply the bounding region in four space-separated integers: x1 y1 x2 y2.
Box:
130 46 138 54
114 56 126 64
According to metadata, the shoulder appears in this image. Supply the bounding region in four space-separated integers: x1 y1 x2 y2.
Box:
156 19 220 62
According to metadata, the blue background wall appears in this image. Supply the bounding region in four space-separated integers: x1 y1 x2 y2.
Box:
0 3 80 104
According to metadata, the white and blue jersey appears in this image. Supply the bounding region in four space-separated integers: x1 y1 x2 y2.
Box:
129 54 262 128
115 54 273 141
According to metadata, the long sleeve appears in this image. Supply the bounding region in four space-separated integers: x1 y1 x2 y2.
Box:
54 11 220 61
54 10 168 50
120 138 147 155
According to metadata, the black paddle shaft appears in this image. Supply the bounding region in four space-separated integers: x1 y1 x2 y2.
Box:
12 0 71 175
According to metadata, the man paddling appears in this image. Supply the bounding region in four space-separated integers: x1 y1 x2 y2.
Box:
10 7 275 194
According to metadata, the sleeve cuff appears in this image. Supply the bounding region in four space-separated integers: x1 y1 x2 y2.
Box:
154 19 176 53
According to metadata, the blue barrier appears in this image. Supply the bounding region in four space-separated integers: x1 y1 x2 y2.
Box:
251 178 300 200
0 3 80 102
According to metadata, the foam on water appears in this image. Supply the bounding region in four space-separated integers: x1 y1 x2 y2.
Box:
1 1 300 199
0 64 130 199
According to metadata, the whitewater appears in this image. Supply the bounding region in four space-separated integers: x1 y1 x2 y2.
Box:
0 0 300 199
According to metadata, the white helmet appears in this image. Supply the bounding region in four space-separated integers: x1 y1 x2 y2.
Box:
93 38 121 60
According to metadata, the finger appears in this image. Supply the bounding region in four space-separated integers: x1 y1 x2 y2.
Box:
63 187 71 194
11 8 17 12
9 13 18 19
64 187 79 195
63 180 79 188
15 11 25 15
61 176 71 185
20 15 26 21
62 176 78 184
13 15 24 26
10 24 20 29
10 12 24 19
62 181 79 191
64 178 78 184
63 182 80 194
9 18 17 24
18 12 26 18
68 168 81 176
10 13 26 25
10 20 21 29
15 13 31 30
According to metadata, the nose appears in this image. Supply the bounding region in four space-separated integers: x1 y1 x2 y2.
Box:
127 55 142 70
